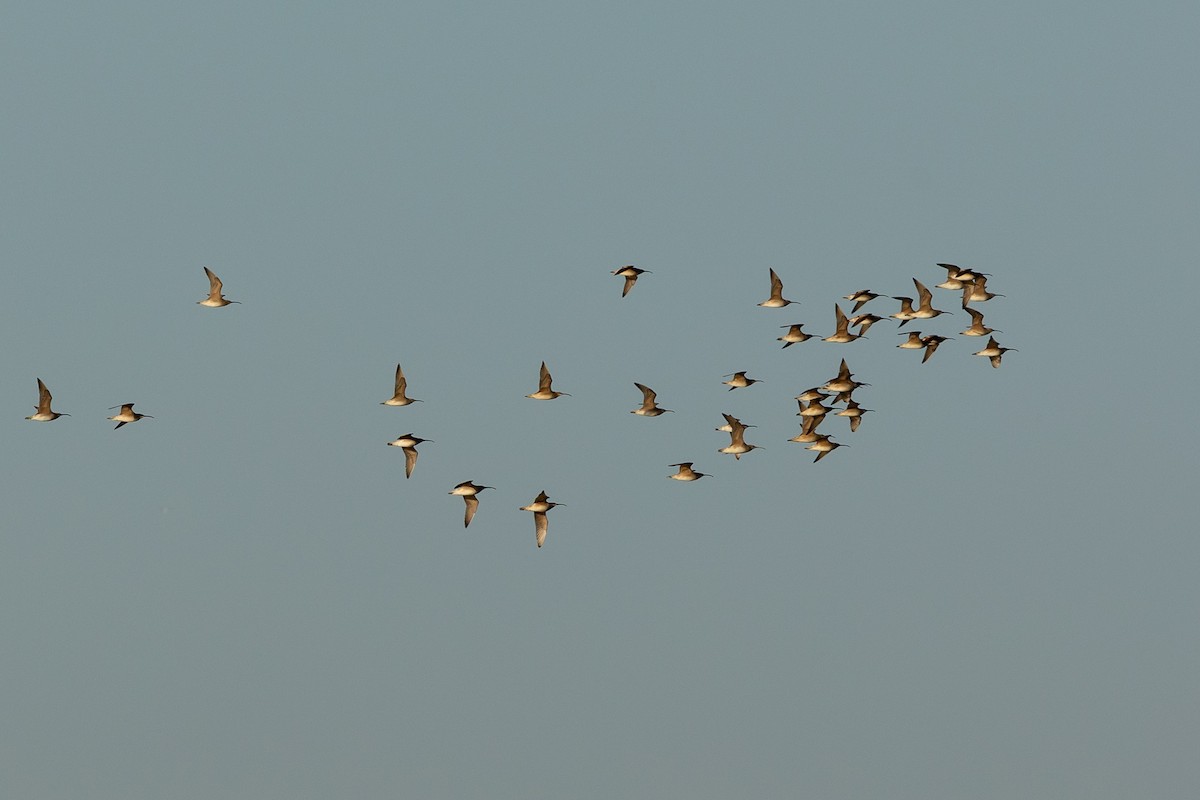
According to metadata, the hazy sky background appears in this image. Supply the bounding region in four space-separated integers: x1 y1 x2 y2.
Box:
2 2 1198 797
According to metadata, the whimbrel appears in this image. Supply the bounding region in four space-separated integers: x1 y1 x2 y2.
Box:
381 363 421 406
849 313 885 334
526 362 570 400
25 379 69 421
897 331 925 349
778 324 812 348
387 433 432 478
912 278 952 321
918 334 952 364
717 414 762 460
960 306 1001 337
757 269 796 307
197 267 239 307
889 296 918 327
631 383 672 416
449 481 494 528
612 265 650 297
835 399 872 432
715 413 756 433
843 289 881 314
519 490 563 548
667 463 709 481
805 435 847 463
823 304 866 342
962 274 1004 305
107 403 153 429
972 336 1017 368
721 371 762 391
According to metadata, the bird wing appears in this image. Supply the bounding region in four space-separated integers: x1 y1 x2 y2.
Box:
464 495 479 527
534 511 548 547
404 447 418 479
394 364 407 395
634 382 657 405
538 362 553 391
36 379 52 412
913 278 932 307
622 275 636 297
204 266 223 295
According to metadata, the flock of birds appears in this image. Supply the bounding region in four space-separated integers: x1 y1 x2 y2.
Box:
24 263 1014 548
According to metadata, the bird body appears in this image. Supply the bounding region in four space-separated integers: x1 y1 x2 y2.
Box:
778 324 812 348
721 371 761 390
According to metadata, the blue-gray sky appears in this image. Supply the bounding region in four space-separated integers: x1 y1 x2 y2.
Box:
3 2 1198 797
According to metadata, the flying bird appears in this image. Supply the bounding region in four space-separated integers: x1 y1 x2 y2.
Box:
631 383 672 416
387 433 432 478
667 462 709 481
612 265 650 297
381 363 421 406
519 490 564 548
721 371 762 391
449 481 494 528
526 362 570 400
972 336 1017 368
823 304 866 342
843 289 881 313
107 403 153 429
25 379 69 421
197 267 240 307
777 324 812 348
757 268 797 307
960 306 1002 337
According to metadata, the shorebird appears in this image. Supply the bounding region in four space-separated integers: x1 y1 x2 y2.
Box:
897 331 926 349
843 289 881 313
973 336 1017 368
797 396 834 419
197 267 240 307
790 413 827 441
794 387 829 403
934 263 985 290
107 403 153 429
821 359 868 396
519 490 563 548
937 263 988 285
823 304 866 343
449 481 494 528
612 265 650 297
777 324 812 348
715 413 755 433
721 371 762 391
805 435 847 463
526 361 570 400
631 383 672 416
381 363 421 406
757 268 796 307
667 462 709 481
918 334 952 364
962 274 1004 305
387 433 432 478
25 379 69 421
836 399 872 432
912 278 952 321
849 313 885 334
960 306 1001 337
889 296 918 327
717 414 762 460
